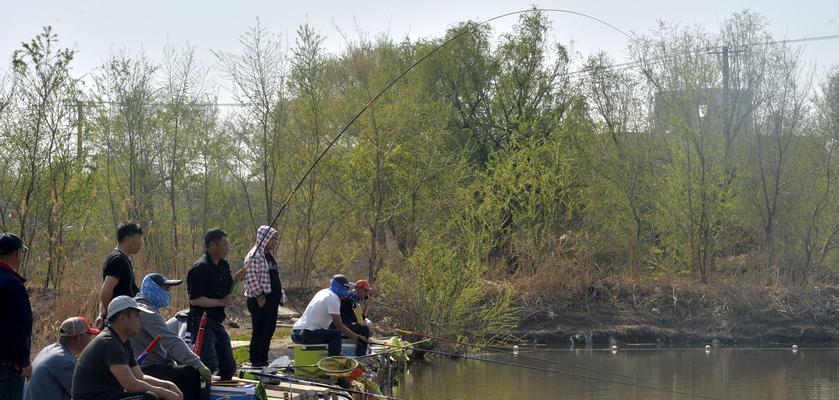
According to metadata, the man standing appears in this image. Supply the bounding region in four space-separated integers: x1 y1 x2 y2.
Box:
243 225 282 367
24 317 99 400
291 275 367 357
186 229 237 381
0 233 32 400
72 296 182 400
97 223 144 329
132 274 211 400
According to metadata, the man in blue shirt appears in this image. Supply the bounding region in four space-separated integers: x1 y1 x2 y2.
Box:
24 316 99 400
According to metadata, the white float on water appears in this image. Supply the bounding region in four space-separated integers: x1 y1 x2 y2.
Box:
513 345 519 355
792 345 799 352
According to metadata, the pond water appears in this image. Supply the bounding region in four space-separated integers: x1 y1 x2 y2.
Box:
397 347 839 399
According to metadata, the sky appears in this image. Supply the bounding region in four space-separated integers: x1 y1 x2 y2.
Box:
1 0 837 102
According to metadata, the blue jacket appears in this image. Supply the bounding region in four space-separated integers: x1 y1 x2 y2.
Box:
0 263 32 368
24 342 75 400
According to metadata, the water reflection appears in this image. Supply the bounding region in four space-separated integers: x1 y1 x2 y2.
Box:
398 348 839 399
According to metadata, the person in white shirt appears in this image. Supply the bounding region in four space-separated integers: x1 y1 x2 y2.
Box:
291 275 367 356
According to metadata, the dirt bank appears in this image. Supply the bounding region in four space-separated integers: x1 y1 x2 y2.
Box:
513 278 839 347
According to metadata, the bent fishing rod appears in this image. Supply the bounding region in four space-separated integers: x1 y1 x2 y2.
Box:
418 347 721 400
396 328 652 384
253 7 637 251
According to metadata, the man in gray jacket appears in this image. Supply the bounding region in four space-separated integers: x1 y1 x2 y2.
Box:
132 273 212 400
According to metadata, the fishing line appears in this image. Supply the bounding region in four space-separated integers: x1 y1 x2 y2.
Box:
396 328 652 384
253 7 636 251
418 347 722 400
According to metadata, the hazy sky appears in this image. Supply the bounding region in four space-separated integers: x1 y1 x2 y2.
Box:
1 0 837 100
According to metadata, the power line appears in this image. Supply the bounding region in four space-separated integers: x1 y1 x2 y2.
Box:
568 33 839 79
767 33 839 45
62 31 838 109
18 30 829 110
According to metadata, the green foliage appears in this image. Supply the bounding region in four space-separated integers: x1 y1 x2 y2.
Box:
470 135 577 274
376 236 519 342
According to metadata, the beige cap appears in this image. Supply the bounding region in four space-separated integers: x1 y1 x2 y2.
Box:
59 316 100 336
106 295 154 320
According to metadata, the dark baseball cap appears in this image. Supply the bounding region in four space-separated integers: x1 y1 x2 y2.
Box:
146 273 183 287
331 274 355 289
0 233 26 255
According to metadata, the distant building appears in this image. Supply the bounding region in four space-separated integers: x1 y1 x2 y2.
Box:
653 88 753 139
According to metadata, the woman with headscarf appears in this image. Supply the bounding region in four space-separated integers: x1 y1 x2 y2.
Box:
243 225 282 367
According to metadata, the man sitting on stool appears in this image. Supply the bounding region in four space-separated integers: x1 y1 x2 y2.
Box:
291 275 367 356
72 296 183 400
131 274 212 400
24 316 98 400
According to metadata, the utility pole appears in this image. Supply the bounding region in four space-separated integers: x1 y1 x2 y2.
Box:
76 101 84 162
722 45 729 92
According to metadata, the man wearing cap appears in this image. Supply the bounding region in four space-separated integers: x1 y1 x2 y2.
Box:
72 296 183 400
332 279 373 356
23 317 99 400
186 229 237 381
291 275 367 356
97 223 144 329
0 232 32 400
132 274 211 400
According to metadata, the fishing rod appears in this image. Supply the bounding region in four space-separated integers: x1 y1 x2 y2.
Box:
345 338 430 360
271 347 416 370
396 328 652 384
249 371 402 400
418 347 721 400
252 7 637 255
265 339 430 370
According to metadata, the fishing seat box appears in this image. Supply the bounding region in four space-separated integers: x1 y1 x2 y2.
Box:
209 381 256 400
293 344 328 377
340 338 357 357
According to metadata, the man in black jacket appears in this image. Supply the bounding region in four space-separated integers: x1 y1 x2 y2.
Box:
186 228 241 381
0 233 32 400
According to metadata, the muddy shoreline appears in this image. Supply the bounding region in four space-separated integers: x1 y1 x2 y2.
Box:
511 281 839 348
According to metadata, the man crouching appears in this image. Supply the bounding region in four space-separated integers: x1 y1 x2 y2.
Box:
72 296 183 400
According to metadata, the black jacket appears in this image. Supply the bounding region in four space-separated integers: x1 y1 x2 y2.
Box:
0 263 32 368
186 252 233 322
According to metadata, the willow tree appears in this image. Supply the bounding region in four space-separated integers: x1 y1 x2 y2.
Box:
286 23 337 285
214 20 289 226
579 53 656 272
2 27 79 282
